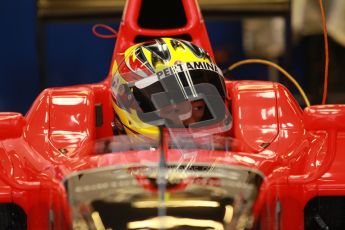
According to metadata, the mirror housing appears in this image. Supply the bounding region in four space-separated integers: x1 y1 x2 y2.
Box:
0 112 26 140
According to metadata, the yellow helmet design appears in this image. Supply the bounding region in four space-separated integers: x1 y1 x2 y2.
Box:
111 38 230 140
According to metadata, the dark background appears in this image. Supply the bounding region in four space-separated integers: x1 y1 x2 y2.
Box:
1 0 344 114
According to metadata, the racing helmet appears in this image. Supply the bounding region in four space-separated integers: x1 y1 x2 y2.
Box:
111 37 231 140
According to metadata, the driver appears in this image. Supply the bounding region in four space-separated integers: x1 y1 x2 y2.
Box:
111 37 232 141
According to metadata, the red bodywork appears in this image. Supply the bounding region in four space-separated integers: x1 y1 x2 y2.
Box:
1 0 344 229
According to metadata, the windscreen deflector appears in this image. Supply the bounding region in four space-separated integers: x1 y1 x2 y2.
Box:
66 163 263 230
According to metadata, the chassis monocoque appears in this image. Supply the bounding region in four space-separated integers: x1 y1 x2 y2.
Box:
1 0 345 229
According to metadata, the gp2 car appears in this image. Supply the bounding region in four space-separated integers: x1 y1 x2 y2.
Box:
1 0 345 229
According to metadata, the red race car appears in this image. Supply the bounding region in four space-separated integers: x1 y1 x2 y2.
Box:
0 0 344 229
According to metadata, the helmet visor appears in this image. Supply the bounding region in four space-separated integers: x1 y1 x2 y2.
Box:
114 62 230 130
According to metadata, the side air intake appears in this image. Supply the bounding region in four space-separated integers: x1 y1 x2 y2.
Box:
0 203 27 230
305 196 345 230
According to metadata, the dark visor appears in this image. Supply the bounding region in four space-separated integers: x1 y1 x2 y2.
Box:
132 69 226 114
